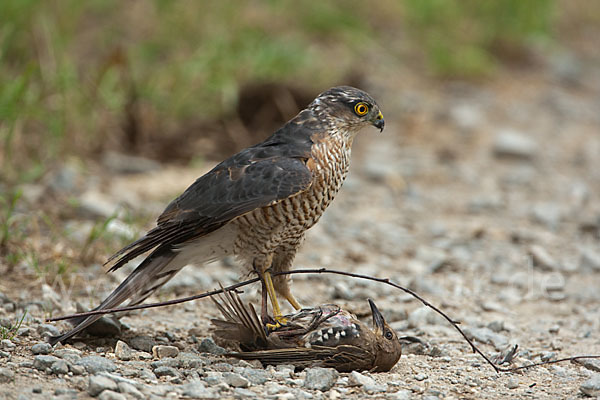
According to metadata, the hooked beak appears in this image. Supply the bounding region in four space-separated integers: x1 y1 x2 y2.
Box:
371 111 385 132
368 299 385 333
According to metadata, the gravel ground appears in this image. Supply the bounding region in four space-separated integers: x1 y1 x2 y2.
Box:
1 54 600 399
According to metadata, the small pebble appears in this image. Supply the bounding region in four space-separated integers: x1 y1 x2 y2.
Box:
51 359 70 375
31 343 53 355
88 374 118 397
198 338 226 355
415 373 428 381
152 345 179 359
33 355 60 371
98 390 127 400
76 356 117 374
580 374 600 397
223 372 250 388
303 367 338 391
0 368 15 383
114 340 133 361
507 378 519 389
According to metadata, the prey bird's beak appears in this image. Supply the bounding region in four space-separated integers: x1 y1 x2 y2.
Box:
368 298 385 333
372 111 385 132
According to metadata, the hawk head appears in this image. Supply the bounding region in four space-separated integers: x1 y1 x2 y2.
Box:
309 86 385 134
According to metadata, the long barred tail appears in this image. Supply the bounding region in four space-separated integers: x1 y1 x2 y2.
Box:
48 248 181 345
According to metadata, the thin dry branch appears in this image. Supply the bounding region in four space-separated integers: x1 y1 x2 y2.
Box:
46 267 600 373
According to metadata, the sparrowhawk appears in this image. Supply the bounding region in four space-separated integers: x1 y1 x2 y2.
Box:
50 85 384 345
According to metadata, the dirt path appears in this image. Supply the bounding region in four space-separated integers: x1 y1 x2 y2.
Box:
1 56 600 399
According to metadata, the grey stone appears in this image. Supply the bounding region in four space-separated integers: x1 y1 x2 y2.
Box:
114 340 133 361
51 359 70 375
117 382 144 400
0 339 15 351
574 358 600 372
234 387 257 398
37 324 61 337
177 351 205 369
76 356 117 374
413 373 427 382
303 367 338 391
223 372 250 388
33 355 60 371
88 374 118 397
348 371 387 393
239 367 270 385
507 378 519 389
464 327 508 350
581 249 600 271
529 245 559 271
150 358 180 370
348 371 375 387
138 368 157 382
203 371 222 385
540 352 557 362
212 362 233 372
182 381 218 398
85 316 122 338
153 366 179 378
152 345 179 359
530 203 563 229
387 389 413 400
70 364 86 375
79 190 120 219
98 390 126 400
31 342 52 355
493 129 538 159
54 348 82 363
580 374 600 397
332 282 355 300
129 336 156 353
265 381 287 394
407 307 445 327
198 337 226 355
54 387 78 396
0 367 15 383
102 151 161 174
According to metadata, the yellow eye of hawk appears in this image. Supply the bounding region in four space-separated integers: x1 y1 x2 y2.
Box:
354 102 369 116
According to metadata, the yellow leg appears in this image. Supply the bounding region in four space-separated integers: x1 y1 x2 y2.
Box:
284 292 302 310
264 271 282 318
263 271 288 329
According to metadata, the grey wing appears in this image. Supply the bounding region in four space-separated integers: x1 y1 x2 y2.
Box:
105 153 313 271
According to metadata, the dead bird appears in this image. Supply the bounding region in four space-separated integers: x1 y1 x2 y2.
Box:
211 291 402 372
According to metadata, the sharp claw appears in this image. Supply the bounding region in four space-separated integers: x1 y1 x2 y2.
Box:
266 315 289 331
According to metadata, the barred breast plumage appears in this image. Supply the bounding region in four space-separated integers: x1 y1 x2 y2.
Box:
231 134 352 286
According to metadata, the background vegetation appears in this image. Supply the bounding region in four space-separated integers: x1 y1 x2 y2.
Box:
1 0 562 184
1 0 598 280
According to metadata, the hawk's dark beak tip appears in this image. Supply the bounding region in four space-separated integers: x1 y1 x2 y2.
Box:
372 113 385 132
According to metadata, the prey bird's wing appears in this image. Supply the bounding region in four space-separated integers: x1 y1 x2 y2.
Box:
106 140 314 272
211 290 268 348
227 345 374 372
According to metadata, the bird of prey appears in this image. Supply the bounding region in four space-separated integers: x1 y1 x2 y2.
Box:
212 290 402 372
49 86 384 345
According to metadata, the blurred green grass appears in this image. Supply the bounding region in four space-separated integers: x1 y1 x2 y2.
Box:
0 0 560 187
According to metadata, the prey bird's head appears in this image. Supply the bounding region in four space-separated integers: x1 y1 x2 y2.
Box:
368 299 402 372
308 86 385 135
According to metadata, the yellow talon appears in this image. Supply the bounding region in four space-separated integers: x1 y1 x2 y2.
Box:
263 270 283 317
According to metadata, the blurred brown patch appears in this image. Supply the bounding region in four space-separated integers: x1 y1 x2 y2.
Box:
119 83 318 164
